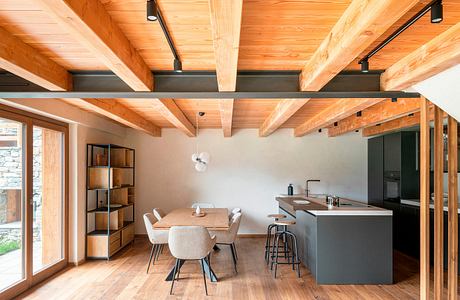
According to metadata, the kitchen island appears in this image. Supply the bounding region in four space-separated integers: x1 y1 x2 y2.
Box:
276 195 393 285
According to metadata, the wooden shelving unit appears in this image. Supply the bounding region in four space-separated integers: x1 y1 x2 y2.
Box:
86 144 135 259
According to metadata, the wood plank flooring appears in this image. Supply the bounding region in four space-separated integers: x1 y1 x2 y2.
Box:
15 237 460 299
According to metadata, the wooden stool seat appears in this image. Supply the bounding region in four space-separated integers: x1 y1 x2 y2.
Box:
267 214 286 219
274 220 296 226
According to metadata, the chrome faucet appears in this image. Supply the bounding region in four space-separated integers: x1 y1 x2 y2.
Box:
305 179 320 197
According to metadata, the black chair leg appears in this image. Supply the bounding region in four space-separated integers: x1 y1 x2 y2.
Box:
176 259 181 280
232 242 238 260
200 258 208 296
273 233 281 278
154 244 161 261
146 244 156 274
229 244 238 273
170 259 179 295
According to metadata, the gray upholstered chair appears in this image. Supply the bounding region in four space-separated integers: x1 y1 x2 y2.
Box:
153 208 165 221
191 202 215 209
228 207 241 220
168 226 216 295
209 212 242 273
143 213 169 273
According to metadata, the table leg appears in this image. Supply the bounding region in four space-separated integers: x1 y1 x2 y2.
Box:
165 259 218 282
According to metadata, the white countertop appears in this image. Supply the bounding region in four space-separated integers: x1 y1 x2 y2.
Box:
401 199 460 214
277 194 393 216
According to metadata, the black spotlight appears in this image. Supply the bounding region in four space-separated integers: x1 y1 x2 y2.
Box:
147 0 158 21
318 129 322 133
391 97 397 103
174 59 182 72
431 1 443 23
360 59 369 73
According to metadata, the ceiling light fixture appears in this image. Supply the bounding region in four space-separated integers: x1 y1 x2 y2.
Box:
431 1 443 23
191 112 210 172
391 97 398 103
358 0 442 71
146 0 158 21
174 59 182 73
334 122 338 127
360 59 369 73
357 111 362 117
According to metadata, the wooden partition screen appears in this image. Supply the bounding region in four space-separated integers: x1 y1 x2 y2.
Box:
420 98 459 300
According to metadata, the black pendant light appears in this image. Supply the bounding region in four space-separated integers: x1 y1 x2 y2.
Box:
431 1 443 23
146 0 158 21
174 58 182 73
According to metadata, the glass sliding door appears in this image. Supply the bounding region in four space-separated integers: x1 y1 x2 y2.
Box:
32 126 64 274
0 118 25 292
0 106 68 299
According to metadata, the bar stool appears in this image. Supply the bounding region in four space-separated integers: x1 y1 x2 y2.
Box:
264 214 286 263
270 219 300 278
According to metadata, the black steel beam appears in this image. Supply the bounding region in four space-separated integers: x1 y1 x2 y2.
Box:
0 71 420 99
0 91 419 99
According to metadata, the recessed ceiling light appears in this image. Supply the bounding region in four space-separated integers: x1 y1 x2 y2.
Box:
147 0 158 21
431 1 443 23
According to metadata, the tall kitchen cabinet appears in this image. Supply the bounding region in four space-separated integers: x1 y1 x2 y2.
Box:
368 131 419 207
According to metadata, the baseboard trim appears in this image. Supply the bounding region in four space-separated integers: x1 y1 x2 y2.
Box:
68 258 86 267
237 234 266 238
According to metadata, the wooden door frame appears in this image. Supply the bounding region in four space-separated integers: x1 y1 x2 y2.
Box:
0 104 69 300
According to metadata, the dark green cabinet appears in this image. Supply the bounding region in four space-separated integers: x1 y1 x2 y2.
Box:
368 136 384 207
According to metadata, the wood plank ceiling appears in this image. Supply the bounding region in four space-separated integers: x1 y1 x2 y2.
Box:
0 0 459 136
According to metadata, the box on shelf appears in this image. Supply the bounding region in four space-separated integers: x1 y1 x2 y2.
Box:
87 231 121 258
111 188 128 205
95 209 124 231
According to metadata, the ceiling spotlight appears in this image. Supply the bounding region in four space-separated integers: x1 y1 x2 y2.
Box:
147 0 158 21
174 58 182 72
431 1 443 23
318 129 322 133
360 59 369 73
357 111 362 117
334 122 338 127
391 97 397 103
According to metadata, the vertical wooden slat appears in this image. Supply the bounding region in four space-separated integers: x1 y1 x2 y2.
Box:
433 106 444 300
447 115 458 300
419 97 430 300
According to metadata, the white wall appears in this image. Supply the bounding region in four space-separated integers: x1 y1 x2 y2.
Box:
125 129 368 235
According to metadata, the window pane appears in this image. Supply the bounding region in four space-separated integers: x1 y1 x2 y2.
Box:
33 126 64 274
0 118 24 291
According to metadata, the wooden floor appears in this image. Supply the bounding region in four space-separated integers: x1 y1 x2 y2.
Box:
16 237 460 300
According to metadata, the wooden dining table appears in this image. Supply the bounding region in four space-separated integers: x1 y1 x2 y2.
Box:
153 208 230 282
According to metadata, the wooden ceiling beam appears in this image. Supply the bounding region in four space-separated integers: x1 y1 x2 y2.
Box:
328 98 420 137
151 99 196 137
35 0 153 91
0 24 161 136
66 99 161 137
0 26 71 91
294 98 381 137
381 22 460 91
260 99 310 137
261 0 418 137
208 0 243 137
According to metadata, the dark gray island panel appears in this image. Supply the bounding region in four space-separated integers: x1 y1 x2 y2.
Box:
296 211 393 285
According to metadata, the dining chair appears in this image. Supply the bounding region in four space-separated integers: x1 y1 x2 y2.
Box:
228 207 241 220
209 212 242 273
143 213 169 274
191 202 215 208
153 208 165 221
168 226 216 296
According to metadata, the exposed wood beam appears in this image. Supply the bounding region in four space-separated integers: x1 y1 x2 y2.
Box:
65 99 161 137
150 99 195 137
261 0 418 137
328 98 420 137
294 98 381 137
218 99 234 138
35 0 153 91
208 0 243 137
0 26 71 91
299 0 418 91
0 24 161 136
362 113 420 137
419 97 430 300
447 115 458 300
259 99 310 137
382 21 460 90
